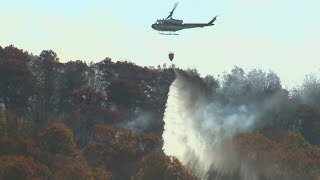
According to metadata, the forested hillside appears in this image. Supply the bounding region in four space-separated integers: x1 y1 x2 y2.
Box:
1 45 320 179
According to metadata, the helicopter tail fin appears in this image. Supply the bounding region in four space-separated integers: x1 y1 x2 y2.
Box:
208 16 218 25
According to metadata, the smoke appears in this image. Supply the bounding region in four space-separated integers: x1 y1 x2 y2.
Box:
120 112 158 133
162 69 287 180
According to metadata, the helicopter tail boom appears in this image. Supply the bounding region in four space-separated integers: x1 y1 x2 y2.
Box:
180 16 218 29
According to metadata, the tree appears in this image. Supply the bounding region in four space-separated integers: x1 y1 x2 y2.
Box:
0 48 37 135
36 124 94 180
84 125 164 179
37 122 77 156
234 131 320 179
55 60 88 114
84 125 141 179
221 66 249 104
70 88 107 114
29 50 60 121
108 79 145 110
246 69 267 97
295 104 320 146
0 155 51 179
67 88 109 146
295 73 320 108
234 132 278 154
283 132 311 151
133 152 195 180
86 125 139 160
137 132 163 155
0 61 36 110
51 155 94 180
0 136 39 157
88 58 115 93
0 45 31 63
265 70 282 94
92 167 113 180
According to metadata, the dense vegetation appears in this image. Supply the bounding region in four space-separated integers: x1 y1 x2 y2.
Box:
1 45 320 179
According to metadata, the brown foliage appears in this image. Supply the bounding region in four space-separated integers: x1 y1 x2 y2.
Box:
0 136 39 157
92 167 113 180
0 155 51 180
86 125 163 160
70 88 107 113
0 49 37 136
283 132 312 150
234 131 320 179
142 97 166 113
37 122 77 156
133 152 195 180
108 79 145 109
51 155 94 180
111 61 158 82
235 132 278 154
0 59 37 110
137 132 163 154
99 109 123 123
296 104 320 145
84 125 164 179
85 125 139 162
0 45 31 63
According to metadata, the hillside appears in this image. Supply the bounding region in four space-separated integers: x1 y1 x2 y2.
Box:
1 45 320 179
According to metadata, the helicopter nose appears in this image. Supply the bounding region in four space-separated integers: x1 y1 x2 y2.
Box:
151 24 156 29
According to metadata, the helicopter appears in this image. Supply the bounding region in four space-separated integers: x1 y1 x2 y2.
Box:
151 3 218 35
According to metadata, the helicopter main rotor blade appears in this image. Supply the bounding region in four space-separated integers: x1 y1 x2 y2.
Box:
165 2 178 19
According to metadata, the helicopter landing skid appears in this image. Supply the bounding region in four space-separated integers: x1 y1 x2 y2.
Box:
159 32 179 35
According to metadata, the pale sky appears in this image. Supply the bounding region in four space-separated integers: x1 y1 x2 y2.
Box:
1 0 320 89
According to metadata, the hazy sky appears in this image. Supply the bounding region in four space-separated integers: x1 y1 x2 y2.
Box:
1 0 320 88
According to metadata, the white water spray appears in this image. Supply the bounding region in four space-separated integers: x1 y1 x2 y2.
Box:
162 70 284 179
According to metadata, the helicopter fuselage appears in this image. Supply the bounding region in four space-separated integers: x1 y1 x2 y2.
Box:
151 23 184 32
151 3 217 34
151 17 216 32
151 22 214 32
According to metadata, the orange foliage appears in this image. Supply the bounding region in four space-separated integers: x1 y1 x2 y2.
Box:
100 109 123 122
137 132 163 154
283 132 312 150
0 136 40 157
86 125 163 160
234 131 320 179
0 155 51 179
90 125 139 158
37 122 77 156
84 125 135 168
132 152 195 180
51 155 94 180
92 167 113 180
108 79 145 109
235 132 278 154
70 88 107 113
84 125 165 179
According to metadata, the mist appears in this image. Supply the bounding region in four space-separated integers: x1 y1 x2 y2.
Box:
162 69 292 180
